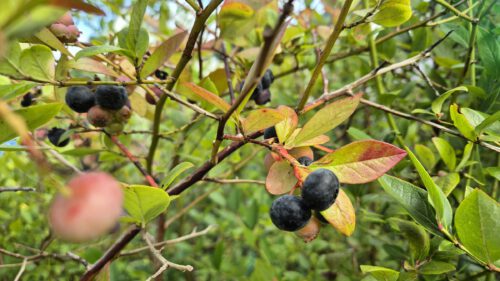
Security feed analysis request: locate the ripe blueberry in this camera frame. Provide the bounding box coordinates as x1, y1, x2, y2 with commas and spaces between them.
21, 93, 33, 107
48, 127, 70, 147
250, 83, 263, 100
270, 195, 311, 232
315, 211, 329, 224
154, 70, 168, 80
95, 85, 128, 110
298, 156, 313, 166
65, 86, 95, 113
87, 106, 112, 127
261, 69, 274, 89
264, 127, 277, 140
254, 88, 271, 105
301, 169, 339, 211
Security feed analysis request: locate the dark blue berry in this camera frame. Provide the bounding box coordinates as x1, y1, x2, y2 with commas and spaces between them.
301, 169, 339, 211
298, 156, 313, 166
48, 127, 70, 147
65, 86, 95, 113
270, 195, 311, 232
261, 69, 274, 89
264, 127, 277, 140
21, 93, 33, 107
254, 88, 271, 105
154, 70, 168, 80
95, 86, 128, 110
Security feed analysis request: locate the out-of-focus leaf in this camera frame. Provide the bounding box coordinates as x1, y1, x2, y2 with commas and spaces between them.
311, 140, 407, 184
0, 103, 62, 144
218, 2, 255, 41
4, 6, 65, 39
0, 82, 37, 101
75, 45, 126, 61
434, 172, 460, 196
127, 0, 148, 60
140, 31, 187, 78
67, 57, 119, 77
431, 86, 468, 116
160, 162, 194, 189
395, 220, 430, 262
485, 167, 500, 181
415, 144, 437, 170
320, 190, 356, 236
432, 137, 456, 171
372, 0, 412, 27
455, 189, 500, 264
242, 108, 284, 134
450, 103, 477, 141
456, 142, 473, 172
418, 261, 455, 275
35, 27, 71, 57
288, 94, 361, 147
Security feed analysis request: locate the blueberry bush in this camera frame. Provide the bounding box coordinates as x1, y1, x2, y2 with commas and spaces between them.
0, 0, 499, 280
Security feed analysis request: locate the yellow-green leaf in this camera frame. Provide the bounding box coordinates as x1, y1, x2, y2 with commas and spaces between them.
320, 189, 356, 236
373, 0, 412, 27
242, 108, 284, 134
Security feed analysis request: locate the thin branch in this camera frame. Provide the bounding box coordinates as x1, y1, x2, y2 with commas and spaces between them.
0, 187, 36, 193
413, 63, 440, 96
120, 225, 215, 257
143, 231, 193, 280
296, 0, 354, 110
434, 0, 477, 23
203, 178, 265, 185
221, 43, 235, 104
147, 0, 224, 173
13, 258, 27, 281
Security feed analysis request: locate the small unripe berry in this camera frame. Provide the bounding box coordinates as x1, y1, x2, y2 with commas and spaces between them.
118, 106, 132, 120
301, 169, 340, 211
48, 127, 70, 147
106, 122, 124, 135
54, 12, 75, 26
65, 86, 95, 113
295, 217, 321, 242
250, 83, 263, 100
49, 172, 123, 242
95, 85, 128, 110
270, 195, 311, 232
87, 106, 112, 127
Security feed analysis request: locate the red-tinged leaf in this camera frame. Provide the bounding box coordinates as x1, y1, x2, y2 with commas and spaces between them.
266, 161, 297, 195
183, 82, 231, 112
289, 94, 361, 146
67, 58, 119, 77
320, 189, 356, 236
312, 140, 407, 184
140, 31, 188, 78
275, 105, 298, 143
49, 0, 105, 15
242, 108, 284, 134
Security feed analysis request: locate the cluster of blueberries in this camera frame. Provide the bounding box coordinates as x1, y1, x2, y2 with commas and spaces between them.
270, 169, 340, 233
263, 127, 340, 236
47, 85, 131, 147
248, 69, 274, 105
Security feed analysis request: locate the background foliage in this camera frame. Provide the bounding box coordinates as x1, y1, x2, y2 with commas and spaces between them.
0, 0, 499, 280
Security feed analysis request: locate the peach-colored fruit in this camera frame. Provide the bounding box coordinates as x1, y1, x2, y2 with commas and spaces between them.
295, 217, 321, 242
55, 12, 75, 26
87, 106, 112, 127
49, 172, 123, 242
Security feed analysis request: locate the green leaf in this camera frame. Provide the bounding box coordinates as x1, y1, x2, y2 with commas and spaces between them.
218, 2, 255, 41
485, 167, 500, 181
140, 31, 187, 78
418, 261, 455, 275
5, 6, 65, 39
242, 199, 259, 229
456, 142, 473, 172
450, 104, 477, 141
118, 27, 149, 62
347, 127, 373, 141
477, 28, 500, 77
311, 140, 407, 184
455, 189, 500, 264
431, 86, 468, 116
415, 144, 437, 170
432, 137, 456, 171
75, 45, 126, 61
289, 94, 361, 146
372, 0, 412, 27
35, 27, 72, 57
123, 185, 170, 225
475, 111, 500, 135
19, 45, 55, 82
242, 108, 284, 134
274, 106, 298, 143
127, 0, 149, 61
0, 82, 37, 101
0, 103, 62, 144
160, 162, 194, 189
379, 175, 441, 236
0, 41, 22, 77
405, 147, 453, 231
360, 265, 399, 281
434, 172, 460, 196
